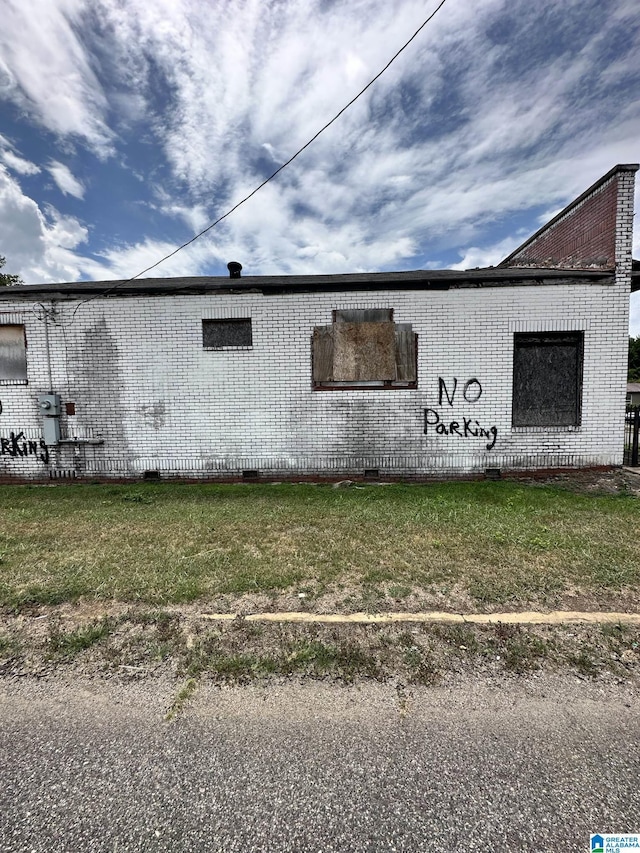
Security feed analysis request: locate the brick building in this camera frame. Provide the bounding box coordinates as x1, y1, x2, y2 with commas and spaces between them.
0, 164, 637, 481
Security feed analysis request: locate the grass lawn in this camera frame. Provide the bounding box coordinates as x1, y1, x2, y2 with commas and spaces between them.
0, 480, 639, 610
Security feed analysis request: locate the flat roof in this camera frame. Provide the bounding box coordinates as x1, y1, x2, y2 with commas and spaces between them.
0, 267, 614, 301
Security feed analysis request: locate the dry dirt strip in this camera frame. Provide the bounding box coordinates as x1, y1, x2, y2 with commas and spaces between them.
199, 610, 640, 625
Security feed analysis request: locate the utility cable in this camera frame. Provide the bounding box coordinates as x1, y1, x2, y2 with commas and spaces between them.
72, 0, 449, 316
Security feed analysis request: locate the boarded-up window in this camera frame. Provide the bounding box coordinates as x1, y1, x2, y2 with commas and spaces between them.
312, 310, 417, 388
203, 319, 252, 349
334, 309, 393, 324
0, 325, 27, 382
512, 332, 583, 426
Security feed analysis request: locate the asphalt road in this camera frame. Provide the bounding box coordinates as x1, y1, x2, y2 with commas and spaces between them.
0, 675, 638, 852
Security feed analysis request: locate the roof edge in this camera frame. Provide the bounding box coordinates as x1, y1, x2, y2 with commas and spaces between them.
0, 267, 614, 301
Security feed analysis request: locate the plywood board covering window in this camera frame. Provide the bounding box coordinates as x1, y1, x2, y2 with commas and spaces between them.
333, 322, 396, 381
512, 331, 583, 426
0, 324, 27, 382
312, 309, 417, 389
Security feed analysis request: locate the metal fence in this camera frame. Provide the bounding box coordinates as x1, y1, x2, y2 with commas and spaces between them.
624, 406, 640, 467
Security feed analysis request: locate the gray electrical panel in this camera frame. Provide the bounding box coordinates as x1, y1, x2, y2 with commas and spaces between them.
38, 393, 61, 445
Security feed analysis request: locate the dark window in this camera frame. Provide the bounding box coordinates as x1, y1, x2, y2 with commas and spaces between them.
312, 309, 416, 389
512, 332, 583, 426
0, 324, 27, 382
333, 308, 393, 323
202, 319, 252, 349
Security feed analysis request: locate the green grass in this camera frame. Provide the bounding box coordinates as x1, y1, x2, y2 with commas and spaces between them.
2, 610, 639, 682
46, 617, 114, 660
183, 634, 382, 682
0, 481, 638, 609
165, 678, 198, 721
0, 631, 22, 659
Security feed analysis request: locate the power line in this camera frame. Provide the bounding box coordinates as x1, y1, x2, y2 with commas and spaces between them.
73, 0, 449, 315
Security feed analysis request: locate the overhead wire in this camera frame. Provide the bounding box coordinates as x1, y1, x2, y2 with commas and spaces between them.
71, 0, 449, 318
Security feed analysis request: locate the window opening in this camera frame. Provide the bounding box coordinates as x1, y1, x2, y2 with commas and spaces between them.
312, 309, 416, 389
512, 332, 583, 426
202, 319, 252, 349
0, 325, 27, 382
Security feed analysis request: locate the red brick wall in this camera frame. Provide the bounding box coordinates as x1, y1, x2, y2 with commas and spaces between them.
508, 176, 618, 269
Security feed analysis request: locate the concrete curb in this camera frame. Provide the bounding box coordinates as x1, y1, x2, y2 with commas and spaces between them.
199, 610, 640, 626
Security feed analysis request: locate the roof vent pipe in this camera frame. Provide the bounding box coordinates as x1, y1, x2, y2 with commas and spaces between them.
227, 261, 242, 279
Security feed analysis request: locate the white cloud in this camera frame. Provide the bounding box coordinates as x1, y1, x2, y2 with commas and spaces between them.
122, 0, 634, 274
0, 0, 113, 154
0, 165, 89, 283
450, 237, 525, 271
109, 91, 147, 126
47, 161, 85, 199
1, 149, 40, 176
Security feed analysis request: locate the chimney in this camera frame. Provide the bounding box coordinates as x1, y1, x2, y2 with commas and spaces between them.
227, 261, 242, 279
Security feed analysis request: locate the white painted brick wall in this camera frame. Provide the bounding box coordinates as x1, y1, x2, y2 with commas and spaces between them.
0, 273, 630, 480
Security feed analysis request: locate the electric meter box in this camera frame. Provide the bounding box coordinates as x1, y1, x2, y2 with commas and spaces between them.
37, 394, 62, 416
37, 393, 61, 444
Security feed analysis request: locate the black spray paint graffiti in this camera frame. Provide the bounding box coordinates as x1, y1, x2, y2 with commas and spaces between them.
425, 377, 498, 451
424, 409, 497, 450
0, 432, 49, 464
438, 377, 483, 406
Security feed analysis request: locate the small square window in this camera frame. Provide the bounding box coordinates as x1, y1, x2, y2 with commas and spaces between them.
202, 319, 252, 349
0, 324, 27, 382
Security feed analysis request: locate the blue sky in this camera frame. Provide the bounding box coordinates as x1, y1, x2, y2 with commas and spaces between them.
1, 0, 639, 330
